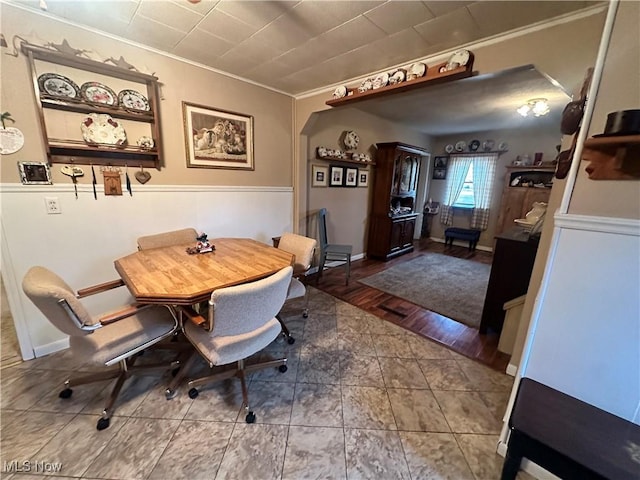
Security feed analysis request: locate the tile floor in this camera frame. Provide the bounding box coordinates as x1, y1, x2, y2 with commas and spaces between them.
0, 287, 532, 480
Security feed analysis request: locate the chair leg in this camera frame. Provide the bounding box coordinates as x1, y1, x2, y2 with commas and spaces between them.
317, 254, 326, 285
165, 350, 199, 399
276, 315, 295, 344
302, 288, 309, 318
237, 360, 255, 423
345, 255, 351, 285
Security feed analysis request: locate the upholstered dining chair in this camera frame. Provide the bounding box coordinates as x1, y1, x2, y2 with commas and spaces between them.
137, 227, 198, 250
22, 266, 179, 431
317, 208, 353, 285
169, 266, 292, 423
275, 232, 317, 344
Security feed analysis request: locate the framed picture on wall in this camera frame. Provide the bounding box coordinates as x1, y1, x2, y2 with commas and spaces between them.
182, 102, 254, 170
434, 156, 448, 168
344, 167, 358, 187
312, 164, 328, 187
358, 169, 369, 187
18, 161, 52, 185
329, 165, 344, 187
433, 168, 447, 180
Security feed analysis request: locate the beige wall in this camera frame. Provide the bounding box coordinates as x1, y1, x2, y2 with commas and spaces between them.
294, 10, 606, 255
1, 4, 294, 187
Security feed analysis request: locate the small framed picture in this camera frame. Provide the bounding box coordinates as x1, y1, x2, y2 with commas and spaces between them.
434, 156, 448, 168
312, 164, 328, 187
358, 169, 369, 187
433, 168, 447, 180
344, 167, 358, 187
18, 161, 52, 185
329, 165, 344, 187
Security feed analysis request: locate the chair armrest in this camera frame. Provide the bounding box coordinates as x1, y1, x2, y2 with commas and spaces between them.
76, 279, 125, 298
179, 305, 207, 327
98, 303, 154, 325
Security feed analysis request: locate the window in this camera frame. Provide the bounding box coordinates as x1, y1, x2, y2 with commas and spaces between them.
453, 164, 475, 207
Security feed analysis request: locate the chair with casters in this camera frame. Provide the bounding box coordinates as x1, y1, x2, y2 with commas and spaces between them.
275, 232, 317, 344
21, 266, 179, 431
168, 266, 293, 424
137, 227, 198, 250
317, 208, 353, 285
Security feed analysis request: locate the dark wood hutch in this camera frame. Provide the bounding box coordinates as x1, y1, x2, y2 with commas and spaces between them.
367, 142, 427, 260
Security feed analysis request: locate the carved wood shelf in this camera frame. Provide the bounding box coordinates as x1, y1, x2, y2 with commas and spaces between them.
326, 60, 474, 108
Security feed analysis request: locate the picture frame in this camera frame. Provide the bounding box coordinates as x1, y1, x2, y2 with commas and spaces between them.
358, 169, 369, 187
344, 167, 358, 187
434, 156, 448, 168
433, 168, 447, 180
18, 161, 52, 185
329, 165, 344, 187
182, 101, 254, 170
312, 164, 328, 187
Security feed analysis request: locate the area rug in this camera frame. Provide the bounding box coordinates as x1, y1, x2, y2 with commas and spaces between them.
359, 252, 490, 328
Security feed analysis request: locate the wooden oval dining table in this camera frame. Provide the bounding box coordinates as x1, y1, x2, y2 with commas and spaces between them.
114, 238, 295, 306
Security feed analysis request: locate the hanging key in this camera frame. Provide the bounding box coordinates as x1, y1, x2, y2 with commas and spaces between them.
61, 165, 84, 199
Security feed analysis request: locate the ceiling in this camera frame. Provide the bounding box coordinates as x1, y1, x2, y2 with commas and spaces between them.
5, 0, 602, 133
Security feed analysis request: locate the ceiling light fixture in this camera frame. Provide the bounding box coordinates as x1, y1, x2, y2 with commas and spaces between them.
517, 98, 550, 117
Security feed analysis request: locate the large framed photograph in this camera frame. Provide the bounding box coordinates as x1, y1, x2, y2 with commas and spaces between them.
182, 102, 254, 170
312, 165, 328, 187
434, 156, 448, 168
344, 167, 358, 187
18, 161, 52, 185
329, 165, 344, 187
358, 169, 369, 187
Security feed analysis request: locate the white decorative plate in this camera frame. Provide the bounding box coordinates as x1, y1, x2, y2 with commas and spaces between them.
445, 144, 454, 154
118, 89, 150, 112
455, 140, 466, 152
372, 72, 389, 89
136, 136, 154, 149
81, 113, 127, 146
80, 82, 117, 105
408, 62, 426, 80
358, 78, 373, 93
498, 142, 509, 151
448, 49, 471, 67
333, 85, 348, 99
389, 69, 406, 84
38, 73, 79, 99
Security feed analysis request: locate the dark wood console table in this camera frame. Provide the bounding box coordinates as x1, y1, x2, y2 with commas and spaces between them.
479, 228, 539, 334
502, 378, 640, 479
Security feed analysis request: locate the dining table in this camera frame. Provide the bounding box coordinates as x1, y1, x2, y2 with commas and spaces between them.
114, 237, 295, 306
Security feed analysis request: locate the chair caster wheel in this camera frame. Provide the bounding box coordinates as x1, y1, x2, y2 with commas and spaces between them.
165, 388, 177, 400
171, 367, 180, 377
188, 388, 199, 399
59, 388, 73, 399
287, 336, 295, 345
245, 411, 256, 423
278, 364, 288, 373
303, 312, 309, 318
96, 417, 110, 431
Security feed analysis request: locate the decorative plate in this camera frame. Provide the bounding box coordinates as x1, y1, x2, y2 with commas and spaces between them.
358, 78, 373, 93
388, 69, 406, 85
455, 141, 466, 152
483, 139, 495, 151
407, 62, 426, 80
136, 136, 154, 149
333, 85, 348, 99
80, 82, 117, 105
447, 49, 471, 68
117, 89, 150, 112
498, 142, 509, 151
469, 139, 480, 151
38, 73, 80, 99
372, 72, 389, 89
344, 130, 360, 150
445, 144, 454, 154
81, 113, 127, 146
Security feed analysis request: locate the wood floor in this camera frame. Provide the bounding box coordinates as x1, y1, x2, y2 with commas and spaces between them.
308, 239, 511, 372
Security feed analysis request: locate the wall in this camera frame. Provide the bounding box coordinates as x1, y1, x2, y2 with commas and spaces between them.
428, 126, 563, 248
295, 9, 607, 257
0, 5, 295, 358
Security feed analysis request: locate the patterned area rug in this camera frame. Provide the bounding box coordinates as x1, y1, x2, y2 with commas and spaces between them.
359, 252, 490, 328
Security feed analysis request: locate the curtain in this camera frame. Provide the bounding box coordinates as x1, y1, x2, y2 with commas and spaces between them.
470, 153, 498, 230
440, 155, 472, 226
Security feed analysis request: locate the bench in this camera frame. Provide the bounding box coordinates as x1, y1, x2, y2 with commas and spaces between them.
501, 378, 640, 480
444, 227, 481, 250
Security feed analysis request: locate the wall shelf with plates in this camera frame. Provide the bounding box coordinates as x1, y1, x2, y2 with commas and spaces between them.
315, 154, 375, 167
21, 42, 163, 169
326, 57, 474, 108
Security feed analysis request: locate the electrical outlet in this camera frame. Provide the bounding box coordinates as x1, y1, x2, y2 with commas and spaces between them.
44, 197, 61, 214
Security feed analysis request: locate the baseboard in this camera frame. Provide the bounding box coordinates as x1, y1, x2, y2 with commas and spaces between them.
506, 363, 518, 376
430, 236, 493, 253
33, 337, 69, 358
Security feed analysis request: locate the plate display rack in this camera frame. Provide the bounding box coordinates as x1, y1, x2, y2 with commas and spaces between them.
22, 42, 163, 169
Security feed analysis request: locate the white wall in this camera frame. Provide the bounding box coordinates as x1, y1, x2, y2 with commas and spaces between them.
0, 184, 293, 358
